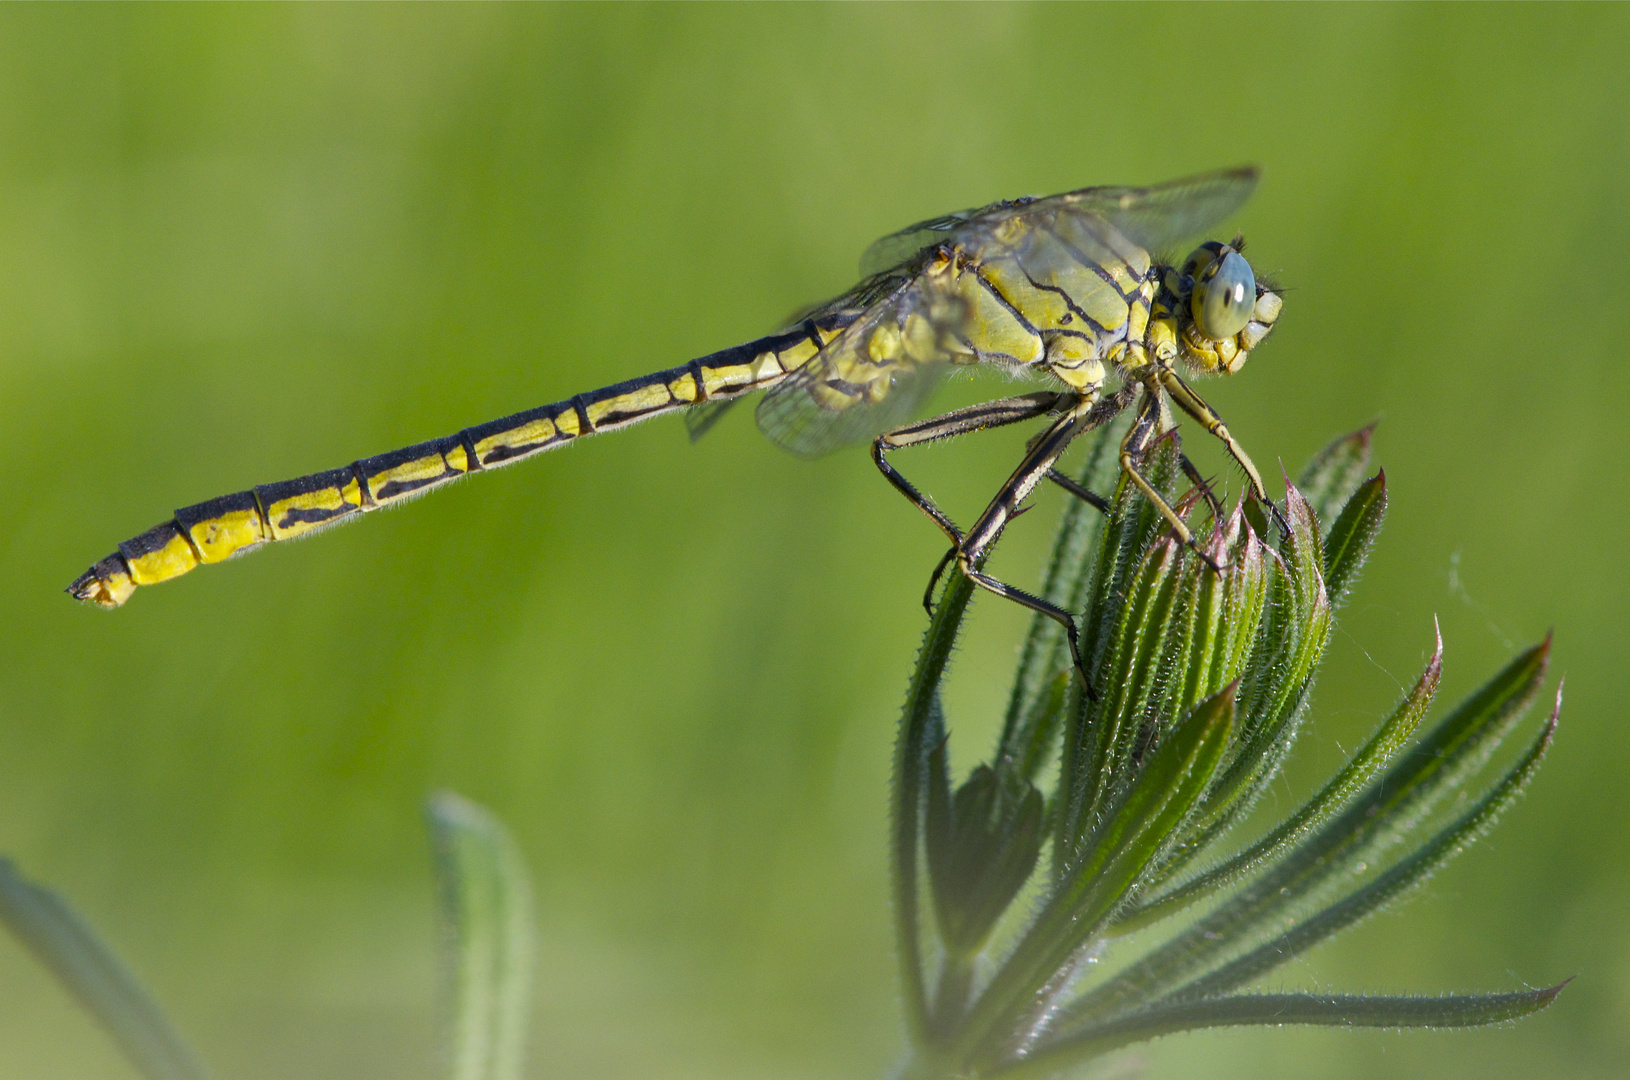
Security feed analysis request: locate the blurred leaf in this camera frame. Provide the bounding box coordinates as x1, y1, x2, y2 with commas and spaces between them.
927, 762, 1044, 956
427, 792, 537, 1080
0, 859, 211, 1080
1013, 671, 1069, 784
1296, 424, 1376, 529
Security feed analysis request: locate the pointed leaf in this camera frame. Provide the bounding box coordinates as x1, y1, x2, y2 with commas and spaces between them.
1119, 624, 1442, 930
1001, 985, 1564, 1078
428, 792, 536, 1080
1164, 686, 1558, 1004
1323, 471, 1387, 610
0, 859, 212, 1080
1206, 484, 1330, 820
1057, 440, 1185, 866
1063, 640, 1550, 1021
1297, 424, 1376, 529
1067, 537, 1186, 854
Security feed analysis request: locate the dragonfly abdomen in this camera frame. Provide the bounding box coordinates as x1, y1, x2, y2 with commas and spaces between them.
68, 324, 828, 609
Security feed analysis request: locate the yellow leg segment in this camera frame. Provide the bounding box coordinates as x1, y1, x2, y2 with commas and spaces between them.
1157, 367, 1269, 503
1119, 391, 1199, 549
1116, 385, 1227, 572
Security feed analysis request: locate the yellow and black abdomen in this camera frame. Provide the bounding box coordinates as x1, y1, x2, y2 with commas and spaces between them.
69, 321, 832, 608
69, 432, 487, 609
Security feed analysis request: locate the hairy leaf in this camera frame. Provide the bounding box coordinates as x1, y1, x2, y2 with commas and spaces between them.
1119, 623, 1442, 930
960, 687, 1234, 1068
1004, 984, 1564, 1078
1323, 471, 1387, 609
1297, 424, 1376, 529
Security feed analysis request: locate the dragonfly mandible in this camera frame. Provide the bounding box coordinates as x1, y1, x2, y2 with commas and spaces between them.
70, 167, 1284, 675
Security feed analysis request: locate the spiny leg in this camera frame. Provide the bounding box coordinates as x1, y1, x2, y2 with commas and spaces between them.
963, 564, 1095, 699
1048, 450, 1217, 520
1169, 431, 1225, 522
1044, 468, 1112, 514
1043, 377, 1142, 516
1037, 380, 1142, 514
918, 471, 1106, 611
922, 464, 1118, 615
873, 392, 1070, 612
954, 397, 1112, 694
920, 434, 1125, 621
1157, 367, 1291, 536
1118, 390, 1225, 573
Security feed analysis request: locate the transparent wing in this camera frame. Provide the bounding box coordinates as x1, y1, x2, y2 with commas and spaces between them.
859, 203, 995, 278
866, 167, 1260, 279
755, 274, 969, 459
764, 168, 1260, 458
1046, 166, 1259, 255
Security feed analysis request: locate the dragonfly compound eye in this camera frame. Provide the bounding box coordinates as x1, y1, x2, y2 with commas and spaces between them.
1191, 248, 1256, 341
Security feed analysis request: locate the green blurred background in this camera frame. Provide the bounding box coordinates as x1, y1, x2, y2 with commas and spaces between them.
1, 4, 1626, 1078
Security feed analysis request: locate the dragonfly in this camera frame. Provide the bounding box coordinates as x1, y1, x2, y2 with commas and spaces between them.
69, 166, 1283, 678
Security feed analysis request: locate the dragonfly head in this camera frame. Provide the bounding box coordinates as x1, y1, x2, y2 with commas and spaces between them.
1162, 238, 1283, 375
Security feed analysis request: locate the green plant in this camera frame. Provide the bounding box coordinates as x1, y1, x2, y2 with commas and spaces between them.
891, 424, 1564, 1079
1, 425, 1566, 1080
0, 791, 535, 1080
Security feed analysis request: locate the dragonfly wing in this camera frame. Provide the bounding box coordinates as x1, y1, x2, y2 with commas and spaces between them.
859, 205, 991, 278
761, 168, 1260, 459
858, 168, 1256, 282
755, 273, 969, 458
1054, 166, 1259, 255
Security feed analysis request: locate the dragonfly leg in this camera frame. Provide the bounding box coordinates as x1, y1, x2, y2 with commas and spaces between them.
955, 396, 1113, 695
1047, 449, 1219, 523
1157, 367, 1291, 536
1041, 380, 1138, 513
873, 392, 1069, 549
925, 467, 1105, 618
1044, 468, 1111, 514
1170, 432, 1225, 521
962, 562, 1094, 699
1120, 391, 1226, 573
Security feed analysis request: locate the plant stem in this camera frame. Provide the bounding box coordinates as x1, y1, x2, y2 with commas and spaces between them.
893, 569, 977, 1054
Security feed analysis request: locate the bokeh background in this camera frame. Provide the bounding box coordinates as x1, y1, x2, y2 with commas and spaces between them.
1, 5, 1626, 1078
